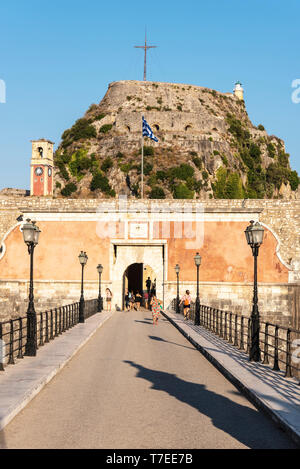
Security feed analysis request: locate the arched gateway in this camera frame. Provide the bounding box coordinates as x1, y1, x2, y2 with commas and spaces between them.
122, 263, 157, 309
110, 242, 165, 310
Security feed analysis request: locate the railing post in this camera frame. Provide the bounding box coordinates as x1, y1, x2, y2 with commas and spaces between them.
8, 320, 15, 365
246, 318, 251, 354
63, 306, 66, 332
50, 310, 54, 340
0, 323, 4, 370
45, 311, 49, 343
273, 325, 280, 371
234, 314, 238, 346
220, 311, 224, 338
262, 323, 269, 364
239, 316, 244, 350
59, 307, 62, 334
229, 313, 233, 343
17, 317, 24, 359
285, 328, 293, 378
39, 313, 44, 346
224, 312, 228, 340
55, 308, 59, 336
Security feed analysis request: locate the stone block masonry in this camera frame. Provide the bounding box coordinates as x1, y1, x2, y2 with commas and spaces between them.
0, 196, 299, 326
1, 197, 299, 266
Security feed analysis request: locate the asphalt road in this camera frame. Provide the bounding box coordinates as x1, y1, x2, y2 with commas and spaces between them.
0, 309, 296, 449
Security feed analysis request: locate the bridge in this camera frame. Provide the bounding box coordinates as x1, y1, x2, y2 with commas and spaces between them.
0, 300, 299, 449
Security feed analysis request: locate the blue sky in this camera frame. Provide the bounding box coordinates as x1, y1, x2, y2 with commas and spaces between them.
0, 0, 299, 190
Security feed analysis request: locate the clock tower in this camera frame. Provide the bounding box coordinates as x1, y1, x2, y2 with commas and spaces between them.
30, 139, 54, 196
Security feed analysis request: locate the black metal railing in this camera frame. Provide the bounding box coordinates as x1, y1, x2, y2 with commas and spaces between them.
171, 299, 300, 381
0, 299, 99, 371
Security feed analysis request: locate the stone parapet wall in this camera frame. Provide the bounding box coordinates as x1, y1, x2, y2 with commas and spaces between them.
0, 278, 298, 330
1, 197, 299, 266
164, 281, 298, 329
0, 280, 113, 322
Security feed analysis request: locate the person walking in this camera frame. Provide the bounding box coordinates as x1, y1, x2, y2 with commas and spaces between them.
105, 288, 113, 311
124, 289, 130, 311
180, 290, 192, 320
135, 291, 142, 310
150, 294, 162, 325
129, 291, 135, 310
144, 290, 149, 309
146, 277, 151, 310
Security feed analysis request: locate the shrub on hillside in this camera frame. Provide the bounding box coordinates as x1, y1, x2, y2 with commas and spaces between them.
149, 186, 166, 199
173, 183, 194, 199
99, 124, 113, 134
101, 157, 114, 172
61, 182, 77, 197
288, 170, 300, 191
90, 171, 115, 196
62, 118, 97, 146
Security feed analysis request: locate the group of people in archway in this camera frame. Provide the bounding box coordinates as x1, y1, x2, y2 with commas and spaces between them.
124, 277, 162, 324
124, 276, 157, 312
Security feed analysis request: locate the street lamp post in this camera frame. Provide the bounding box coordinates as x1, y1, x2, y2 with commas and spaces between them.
194, 252, 201, 326
78, 251, 88, 323
175, 264, 180, 314
244, 220, 264, 362
97, 264, 103, 312
22, 219, 41, 356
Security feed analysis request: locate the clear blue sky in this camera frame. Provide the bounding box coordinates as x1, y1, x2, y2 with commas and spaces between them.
0, 0, 299, 190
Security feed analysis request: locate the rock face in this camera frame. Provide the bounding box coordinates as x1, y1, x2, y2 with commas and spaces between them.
54, 80, 299, 199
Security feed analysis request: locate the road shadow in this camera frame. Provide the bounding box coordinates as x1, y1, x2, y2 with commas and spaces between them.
148, 335, 196, 351
0, 429, 7, 449
124, 360, 295, 449
134, 320, 153, 325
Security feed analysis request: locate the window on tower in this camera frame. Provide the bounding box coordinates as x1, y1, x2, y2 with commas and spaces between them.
38, 147, 43, 158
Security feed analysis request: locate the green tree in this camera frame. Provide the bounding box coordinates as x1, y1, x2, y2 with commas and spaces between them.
173, 183, 194, 199
99, 124, 113, 134
149, 186, 166, 199
288, 170, 300, 191
61, 182, 77, 197
90, 171, 115, 195
101, 157, 113, 172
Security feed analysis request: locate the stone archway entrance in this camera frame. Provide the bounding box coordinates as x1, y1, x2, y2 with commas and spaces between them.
111, 243, 166, 310
124, 263, 143, 297
122, 263, 158, 309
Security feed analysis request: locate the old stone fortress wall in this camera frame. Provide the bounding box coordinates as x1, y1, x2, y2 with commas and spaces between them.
0, 195, 299, 329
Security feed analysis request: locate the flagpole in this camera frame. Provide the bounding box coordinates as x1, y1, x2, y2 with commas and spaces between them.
141, 115, 144, 199
141, 134, 144, 199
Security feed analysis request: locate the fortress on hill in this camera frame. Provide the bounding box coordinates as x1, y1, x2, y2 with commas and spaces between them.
0, 80, 299, 328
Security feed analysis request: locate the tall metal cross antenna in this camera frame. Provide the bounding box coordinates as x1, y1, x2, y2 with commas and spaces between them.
134, 32, 157, 81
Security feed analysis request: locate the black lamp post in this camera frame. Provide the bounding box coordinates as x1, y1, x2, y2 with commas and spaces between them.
78, 251, 88, 323
245, 220, 264, 362
194, 252, 201, 326
97, 264, 103, 312
22, 219, 41, 356
175, 264, 180, 314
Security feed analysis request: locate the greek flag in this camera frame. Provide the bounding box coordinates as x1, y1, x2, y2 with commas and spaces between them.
142, 116, 158, 142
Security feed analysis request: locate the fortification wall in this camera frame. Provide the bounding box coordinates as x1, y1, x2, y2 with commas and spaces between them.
1, 197, 299, 266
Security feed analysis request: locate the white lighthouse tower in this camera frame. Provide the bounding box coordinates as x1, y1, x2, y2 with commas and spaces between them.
233, 81, 244, 100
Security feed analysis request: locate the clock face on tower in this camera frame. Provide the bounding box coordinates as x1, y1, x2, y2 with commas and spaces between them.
48, 167, 52, 177
35, 167, 43, 176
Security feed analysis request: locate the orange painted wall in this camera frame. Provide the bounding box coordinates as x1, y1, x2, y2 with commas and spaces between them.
0, 220, 289, 283
0, 222, 114, 281
156, 221, 288, 283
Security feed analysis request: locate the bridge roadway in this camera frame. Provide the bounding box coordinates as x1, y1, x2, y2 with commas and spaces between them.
0, 308, 296, 449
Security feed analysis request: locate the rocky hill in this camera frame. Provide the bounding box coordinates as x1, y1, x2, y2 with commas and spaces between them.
54, 80, 299, 199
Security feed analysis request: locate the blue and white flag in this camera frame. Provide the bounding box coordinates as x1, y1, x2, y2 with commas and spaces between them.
142, 116, 158, 142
